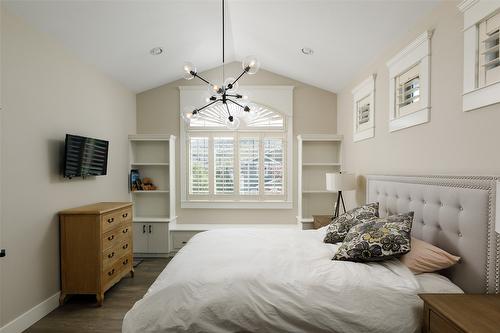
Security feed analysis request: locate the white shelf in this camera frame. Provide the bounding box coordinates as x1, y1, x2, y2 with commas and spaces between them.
302, 162, 341, 166
302, 190, 334, 194
128, 134, 171, 141
298, 134, 343, 142
297, 134, 342, 228
131, 162, 169, 166
132, 190, 169, 194
133, 216, 172, 223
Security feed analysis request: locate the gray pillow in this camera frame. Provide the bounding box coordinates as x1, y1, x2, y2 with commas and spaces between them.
333, 212, 414, 262
323, 202, 379, 244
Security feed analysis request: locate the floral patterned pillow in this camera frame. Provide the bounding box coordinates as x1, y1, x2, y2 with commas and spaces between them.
323, 202, 379, 244
333, 212, 414, 262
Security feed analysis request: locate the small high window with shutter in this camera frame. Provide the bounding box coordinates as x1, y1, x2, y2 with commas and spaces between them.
352, 74, 375, 142
479, 12, 500, 87
459, 1, 500, 112
387, 30, 432, 132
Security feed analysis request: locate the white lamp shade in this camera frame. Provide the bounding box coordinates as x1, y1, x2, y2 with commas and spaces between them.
326, 173, 356, 192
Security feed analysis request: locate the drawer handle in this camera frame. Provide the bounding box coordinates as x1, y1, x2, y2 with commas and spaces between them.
182, 241, 187, 244
107, 252, 115, 259
122, 213, 128, 218
122, 228, 129, 234
107, 217, 114, 223
107, 235, 114, 241
122, 259, 129, 265
108, 269, 115, 276
149, 225, 152, 234
122, 244, 129, 250
143, 225, 146, 234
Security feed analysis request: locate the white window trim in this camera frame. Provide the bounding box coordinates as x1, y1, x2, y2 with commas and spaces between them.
459, 0, 500, 112
179, 85, 294, 209
386, 30, 433, 132
352, 74, 376, 142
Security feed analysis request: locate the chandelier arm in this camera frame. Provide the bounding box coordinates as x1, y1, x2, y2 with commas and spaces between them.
196, 99, 221, 113
193, 73, 212, 86
230, 70, 247, 86
227, 98, 244, 109
226, 94, 242, 98
225, 102, 232, 117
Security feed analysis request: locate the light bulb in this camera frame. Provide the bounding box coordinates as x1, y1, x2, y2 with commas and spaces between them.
225, 116, 240, 130
245, 103, 259, 121
208, 83, 224, 95
224, 77, 239, 92
183, 62, 196, 80
242, 56, 261, 75
181, 106, 199, 123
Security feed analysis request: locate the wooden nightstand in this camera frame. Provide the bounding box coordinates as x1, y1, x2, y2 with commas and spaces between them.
419, 294, 500, 333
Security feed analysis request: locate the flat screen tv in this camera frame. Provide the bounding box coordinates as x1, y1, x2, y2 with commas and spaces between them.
63, 134, 109, 178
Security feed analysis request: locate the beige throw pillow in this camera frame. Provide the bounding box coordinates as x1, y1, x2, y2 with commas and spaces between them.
400, 237, 460, 274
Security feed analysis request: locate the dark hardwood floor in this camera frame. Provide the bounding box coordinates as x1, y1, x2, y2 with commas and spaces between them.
25, 258, 170, 333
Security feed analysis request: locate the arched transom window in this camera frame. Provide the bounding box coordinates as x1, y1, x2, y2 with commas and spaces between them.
180, 86, 293, 209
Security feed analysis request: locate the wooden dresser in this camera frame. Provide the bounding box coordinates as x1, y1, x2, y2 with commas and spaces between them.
420, 294, 500, 333
59, 202, 134, 306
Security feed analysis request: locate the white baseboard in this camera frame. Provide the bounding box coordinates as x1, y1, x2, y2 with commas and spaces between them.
0, 292, 60, 333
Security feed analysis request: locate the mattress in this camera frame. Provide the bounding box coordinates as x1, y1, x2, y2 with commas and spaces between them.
122, 228, 459, 333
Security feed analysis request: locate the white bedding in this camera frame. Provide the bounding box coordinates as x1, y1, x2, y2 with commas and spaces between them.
123, 228, 433, 333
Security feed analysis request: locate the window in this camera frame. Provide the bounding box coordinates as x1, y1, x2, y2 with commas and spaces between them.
180, 86, 293, 209
395, 64, 420, 117
214, 137, 234, 194
479, 12, 500, 87
263, 138, 284, 194
352, 74, 375, 142
459, 1, 500, 111
387, 31, 432, 132
239, 137, 259, 195
189, 137, 209, 195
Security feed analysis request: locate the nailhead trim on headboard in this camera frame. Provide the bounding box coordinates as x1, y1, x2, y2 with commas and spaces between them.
366, 175, 500, 294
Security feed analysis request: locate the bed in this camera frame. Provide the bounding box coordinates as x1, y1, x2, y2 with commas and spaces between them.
123, 175, 500, 333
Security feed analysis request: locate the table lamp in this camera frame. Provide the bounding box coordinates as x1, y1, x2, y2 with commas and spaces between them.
326, 173, 356, 218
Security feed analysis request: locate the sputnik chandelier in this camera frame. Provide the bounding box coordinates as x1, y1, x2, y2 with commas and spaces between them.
182, 0, 260, 129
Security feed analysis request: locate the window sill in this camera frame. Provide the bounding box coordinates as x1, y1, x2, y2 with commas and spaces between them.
463, 80, 500, 112
181, 200, 293, 209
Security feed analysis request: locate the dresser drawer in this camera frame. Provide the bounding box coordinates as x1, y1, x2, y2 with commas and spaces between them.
171, 231, 201, 250
102, 207, 132, 233
102, 238, 132, 269
102, 253, 132, 288
429, 310, 461, 333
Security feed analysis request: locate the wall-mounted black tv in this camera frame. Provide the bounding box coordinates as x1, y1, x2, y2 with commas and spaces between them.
63, 134, 109, 178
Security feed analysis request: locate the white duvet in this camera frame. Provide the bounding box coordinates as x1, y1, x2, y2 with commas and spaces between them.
123, 228, 424, 333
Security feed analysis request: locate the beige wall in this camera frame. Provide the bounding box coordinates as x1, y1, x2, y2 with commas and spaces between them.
0, 9, 136, 326
337, 1, 500, 207
137, 62, 337, 224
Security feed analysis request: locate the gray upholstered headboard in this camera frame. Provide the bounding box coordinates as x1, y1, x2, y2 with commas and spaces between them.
366, 175, 500, 294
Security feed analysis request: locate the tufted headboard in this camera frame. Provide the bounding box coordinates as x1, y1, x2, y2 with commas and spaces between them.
366, 175, 500, 294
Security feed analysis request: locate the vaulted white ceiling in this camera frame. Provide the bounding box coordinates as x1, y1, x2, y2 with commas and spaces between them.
4, 0, 440, 93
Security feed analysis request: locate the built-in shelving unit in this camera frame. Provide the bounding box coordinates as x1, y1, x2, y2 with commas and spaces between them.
297, 134, 342, 228
128, 134, 176, 257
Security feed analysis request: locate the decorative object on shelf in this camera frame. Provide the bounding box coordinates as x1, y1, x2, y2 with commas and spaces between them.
181, 0, 260, 130
326, 173, 356, 218
142, 178, 157, 191
130, 169, 140, 191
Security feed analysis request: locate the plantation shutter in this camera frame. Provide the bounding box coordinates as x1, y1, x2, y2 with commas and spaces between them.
480, 13, 500, 85
263, 138, 284, 194
214, 137, 234, 194
239, 138, 259, 195
189, 137, 209, 195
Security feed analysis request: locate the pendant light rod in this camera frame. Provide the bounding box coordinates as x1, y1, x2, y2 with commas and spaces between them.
222, 0, 225, 64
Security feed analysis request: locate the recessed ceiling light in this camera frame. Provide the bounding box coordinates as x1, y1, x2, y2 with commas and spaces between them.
301, 47, 314, 55
150, 47, 164, 56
